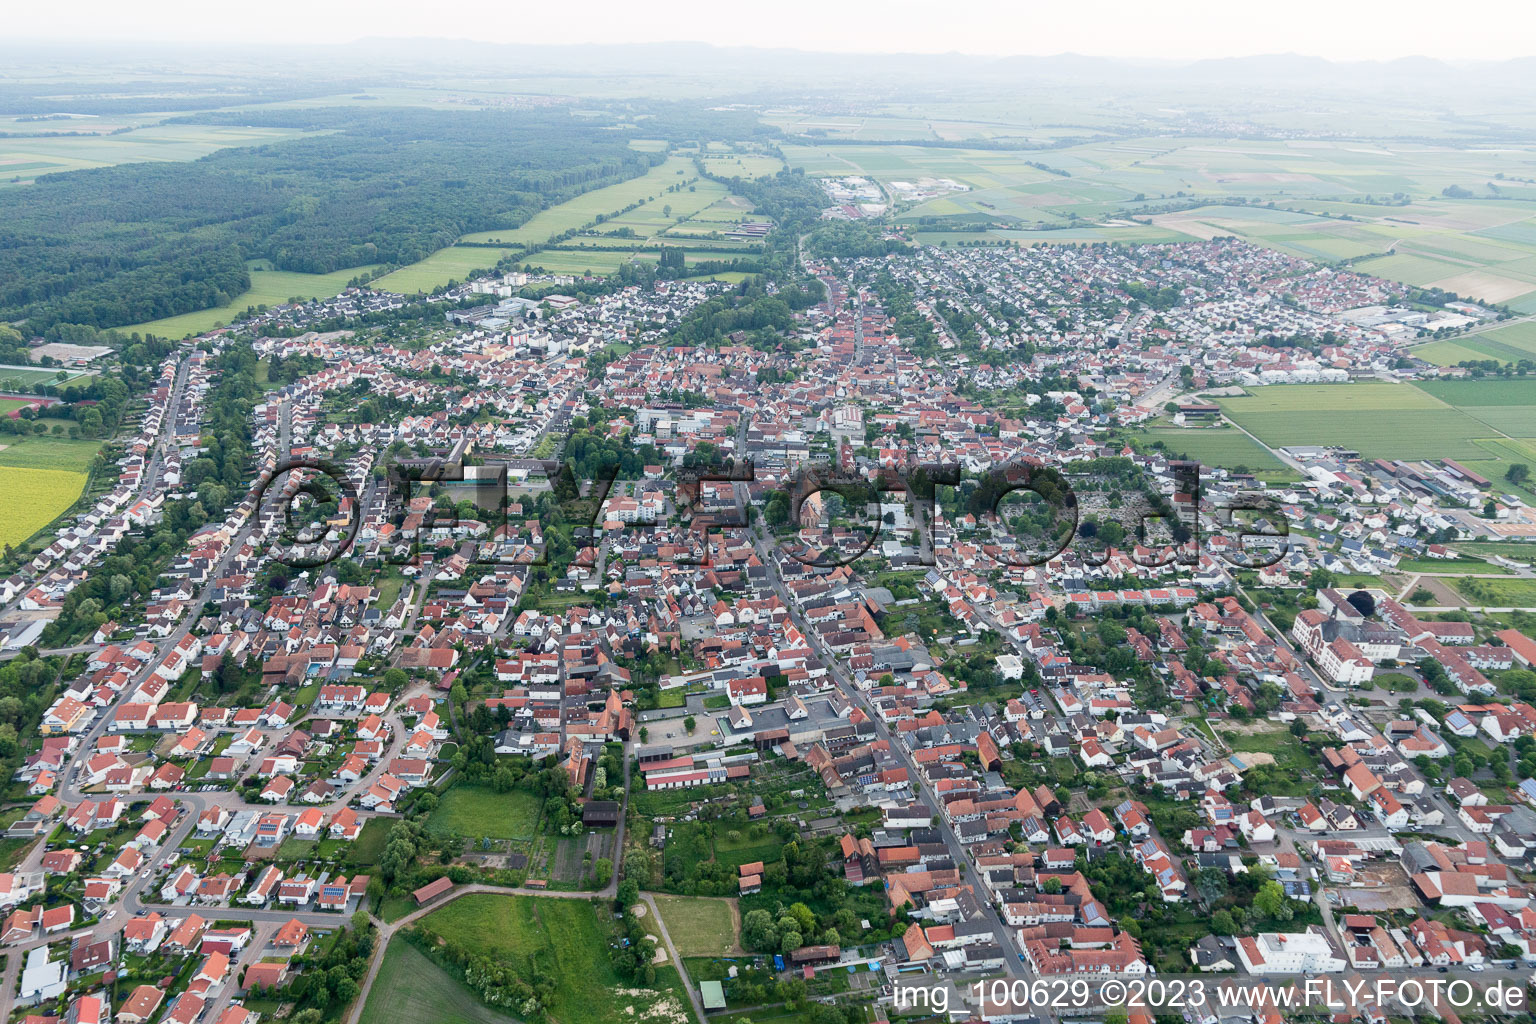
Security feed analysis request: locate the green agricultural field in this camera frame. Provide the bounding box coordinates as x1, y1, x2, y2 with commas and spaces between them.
1356, 250, 1536, 307
372, 248, 516, 295
520, 249, 656, 277
1420, 321, 1536, 366
358, 938, 523, 1024
0, 466, 88, 548
0, 124, 314, 185
1478, 321, 1536, 354
1393, 556, 1511, 576
459, 156, 704, 246
1227, 409, 1491, 460
1132, 427, 1291, 474
427, 785, 542, 841
419, 895, 690, 1024
650, 895, 740, 956
1451, 542, 1536, 563
1214, 382, 1515, 460
782, 136, 1536, 299
1412, 339, 1517, 367
1417, 379, 1536, 435
683, 271, 754, 284
1217, 382, 1442, 412
1001, 224, 1196, 244
128, 265, 383, 338
0, 434, 102, 472
696, 153, 784, 179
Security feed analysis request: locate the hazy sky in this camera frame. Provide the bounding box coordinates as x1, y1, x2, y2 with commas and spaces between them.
12, 0, 1536, 61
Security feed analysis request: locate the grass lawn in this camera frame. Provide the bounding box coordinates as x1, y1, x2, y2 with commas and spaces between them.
358, 937, 523, 1024
419, 895, 690, 1024
650, 895, 739, 956
375, 571, 407, 610
712, 835, 782, 872
428, 785, 543, 841
0, 465, 89, 547
349, 816, 395, 868
379, 895, 417, 923
0, 835, 37, 871
278, 837, 320, 861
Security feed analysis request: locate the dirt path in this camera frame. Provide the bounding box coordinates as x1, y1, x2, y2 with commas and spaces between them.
725, 898, 743, 955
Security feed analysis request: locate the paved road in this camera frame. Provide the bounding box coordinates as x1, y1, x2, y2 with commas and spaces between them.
1, 346, 192, 622
748, 528, 1039, 998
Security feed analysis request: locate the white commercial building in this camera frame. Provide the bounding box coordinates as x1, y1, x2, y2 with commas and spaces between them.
1235, 931, 1346, 974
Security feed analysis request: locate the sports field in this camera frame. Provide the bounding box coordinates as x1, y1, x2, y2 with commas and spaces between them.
0, 466, 88, 548
128, 264, 382, 338
0, 365, 89, 388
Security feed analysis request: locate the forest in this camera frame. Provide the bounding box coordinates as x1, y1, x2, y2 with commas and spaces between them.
0, 103, 771, 333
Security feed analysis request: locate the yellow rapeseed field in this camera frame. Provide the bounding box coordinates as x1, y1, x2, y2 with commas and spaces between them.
0, 466, 87, 549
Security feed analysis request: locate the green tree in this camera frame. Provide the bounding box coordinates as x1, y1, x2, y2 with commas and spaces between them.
1254, 880, 1292, 921
742, 909, 777, 951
